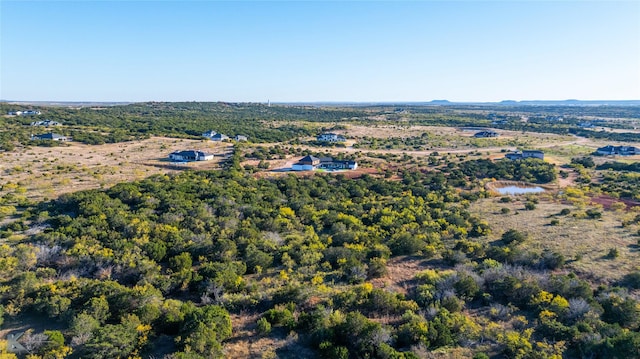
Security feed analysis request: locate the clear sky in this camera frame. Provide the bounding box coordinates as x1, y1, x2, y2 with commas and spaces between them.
1, 1, 639, 102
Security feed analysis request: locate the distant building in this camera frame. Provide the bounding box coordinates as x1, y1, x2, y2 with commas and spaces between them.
202, 130, 217, 139
10, 110, 41, 116
505, 150, 544, 160
31, 119, 61, 126
292, 155, 320, 171
578, 122, 594, 128
291, 155, 357, 171
169, 150, 214, 162
317, 133, 346, 142
546, 116, 564, 122
474, 130, 499, 138
234, 135, 248, 142
210, 133, 229, 141
31, 133, 70, 141
318, 157, 358, 170
595, 145, 638, 156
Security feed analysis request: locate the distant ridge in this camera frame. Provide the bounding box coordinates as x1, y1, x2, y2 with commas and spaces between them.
2, 100, 639, 107
0, 100, 132, 107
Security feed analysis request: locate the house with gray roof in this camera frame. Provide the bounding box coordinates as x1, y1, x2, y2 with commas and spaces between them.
169, 150, 214, 162
31, 133, 70, 141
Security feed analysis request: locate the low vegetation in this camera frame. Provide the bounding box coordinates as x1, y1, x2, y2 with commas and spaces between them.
1, 102, 639, 358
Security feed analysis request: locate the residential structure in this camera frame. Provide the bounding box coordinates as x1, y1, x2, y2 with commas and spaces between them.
9, 110, 41, 116
202, 130, 217, 139
169, 150, 214, 162
31, 133, 70, 141
595, 145, 638, 156
505, 150, 544, 160
291, 155, 357, 171
317, 133, 346, 142
234, 135, 248, 142
31, 119, 61, 126
210, 133, 229, 141
292, 155, 320, 171
474, 130, 499, 138
318, 157, 358, 170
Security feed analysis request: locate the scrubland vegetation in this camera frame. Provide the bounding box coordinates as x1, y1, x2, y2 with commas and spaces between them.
1, 102, 639, 358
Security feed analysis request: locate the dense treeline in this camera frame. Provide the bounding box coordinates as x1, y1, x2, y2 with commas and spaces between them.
1, 155, 639, 358
0, 102, 367, 146
597, 161, 640, 173
2, 102, 639, 150
446, 158, 557, 185
594, 171, 640, 201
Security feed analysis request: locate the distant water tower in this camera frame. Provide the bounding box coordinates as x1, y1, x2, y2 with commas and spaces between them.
268, 99, 271, 107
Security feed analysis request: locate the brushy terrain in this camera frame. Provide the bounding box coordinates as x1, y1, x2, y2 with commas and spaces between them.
1, 102, 639, 359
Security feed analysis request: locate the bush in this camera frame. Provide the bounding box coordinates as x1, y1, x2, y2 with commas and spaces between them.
524, 202, 536, 210
256, 317, 271, 335
501, 207, 511, 214
502, 229, 527, 245
607, 248, 619, 259
539, 251, 565, 270
622, 271, 640, 289
559, 208, 571, 216
586, 209, 602, 219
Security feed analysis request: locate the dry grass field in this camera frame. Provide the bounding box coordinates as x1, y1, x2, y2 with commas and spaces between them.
470, 195, 640, 283
0, 137, 233, 202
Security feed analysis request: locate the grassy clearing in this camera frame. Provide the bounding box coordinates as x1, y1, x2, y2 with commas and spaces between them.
0, 137, 232, 202
470, 195, 640, 283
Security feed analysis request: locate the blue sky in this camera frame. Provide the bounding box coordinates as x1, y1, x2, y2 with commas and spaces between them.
1, 1, 639, 102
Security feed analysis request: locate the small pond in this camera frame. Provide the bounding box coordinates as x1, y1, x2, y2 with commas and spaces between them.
496, 185, 546, 195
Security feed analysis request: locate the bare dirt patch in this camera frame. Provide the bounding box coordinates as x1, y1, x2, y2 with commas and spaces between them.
370, 256, 433, 295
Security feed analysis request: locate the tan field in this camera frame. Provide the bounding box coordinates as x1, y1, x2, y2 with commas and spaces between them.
470, 196, 640, 284
0, 137, 233, 202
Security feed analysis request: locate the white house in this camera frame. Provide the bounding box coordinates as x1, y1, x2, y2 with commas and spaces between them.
317, 133, 346, 142
318, 157, 358, 170
234, 135, 248, 142
169, 150, 214, 162
210, 133, 229, 141
292, 155, 321, 171
291, 155, 358, 171
474, 130, 499, 138
31, 120, 60, 127
596, 145, 638, 156
505, 150, 544, 160
202, 130, 217, 139
31, 133, 70, 141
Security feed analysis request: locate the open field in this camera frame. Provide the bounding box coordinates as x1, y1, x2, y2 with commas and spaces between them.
0, 137, 232, 202
470, 195, 640, 283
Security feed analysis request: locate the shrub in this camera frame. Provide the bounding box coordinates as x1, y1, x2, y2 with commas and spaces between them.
502, 229, 527, 245
501, 207, 511, 214
264, 304, 295, 328
586, 209, 602, 219
622, 271, 640, 289
539, 250, 565, 270
524, 202, 536, 210
549, 219, 560, 226
559, 208, 571, 216
256, 317, 271, 335
607, 248, 619, 259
